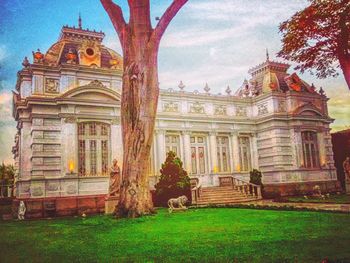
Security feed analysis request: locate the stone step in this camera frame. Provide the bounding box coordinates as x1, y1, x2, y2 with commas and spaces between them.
198, 196, 253, 202
196, 198, 257, 205
201, 191, 243, 196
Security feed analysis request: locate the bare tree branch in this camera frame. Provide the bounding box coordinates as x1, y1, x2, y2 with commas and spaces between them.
100, 0, 127, 43
152, 0, 188, 45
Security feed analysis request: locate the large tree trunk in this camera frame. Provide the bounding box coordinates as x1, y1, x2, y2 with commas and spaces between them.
338, 3, 350, 91
118, 47, 159, 217
339, 59, 350, 90
101, 0, 187, 218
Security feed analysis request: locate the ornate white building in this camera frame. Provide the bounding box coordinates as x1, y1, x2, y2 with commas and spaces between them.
12, 23, 340, 216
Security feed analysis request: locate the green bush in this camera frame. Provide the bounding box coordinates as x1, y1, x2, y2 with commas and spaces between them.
249, 169, 262, 185
154, 151, 191, 207
249, 169, 265, 198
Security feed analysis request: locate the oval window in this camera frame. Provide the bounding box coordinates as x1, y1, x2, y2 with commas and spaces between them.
86, 48, 94, 56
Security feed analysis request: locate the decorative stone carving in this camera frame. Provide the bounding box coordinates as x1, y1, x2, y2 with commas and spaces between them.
178, 81, 185, 91
111, 118, 120, 125
277, 100, 286, 112
22, 57, 30, 68
204, 83, 210, 94
258, 103, 268, 115
82, 80, 107, 89
66, 185, 77, 195
32, 186, 43, 197
190, 102, 205, 114
65, 48, 77, 64
18, 201, 26, 220
236, 106, 247, 117
64, 116, 77, 123
214, 105, 227, 115
168, 195, 188, 213
225, 85, 232, 96
163, 101, 179, 113
45, 78, 59, 94
108, 159, 121, 197
32, 49, 44, 63
47, 183, 59, 192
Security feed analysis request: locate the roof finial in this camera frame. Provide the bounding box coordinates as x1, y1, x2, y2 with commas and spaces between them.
266, 48, 270, 61
78, 13, 82, 29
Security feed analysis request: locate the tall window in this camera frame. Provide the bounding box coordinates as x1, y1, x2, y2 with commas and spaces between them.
217, 136, 230, 172
190, 136, 206, 174
165, 134, 180, 156
78, 122, 110, 176
239, 137, 251, 171
301, 131, 319, 168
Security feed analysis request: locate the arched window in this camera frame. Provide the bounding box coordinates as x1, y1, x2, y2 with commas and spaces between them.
238, 136, 251, 172
301, 131, 319, 168
78, 122, 110, 176
217, 136, 230, 172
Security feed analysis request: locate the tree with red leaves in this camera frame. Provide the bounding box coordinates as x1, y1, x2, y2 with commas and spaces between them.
278, 0, 350, 90
100, 0, 187, 218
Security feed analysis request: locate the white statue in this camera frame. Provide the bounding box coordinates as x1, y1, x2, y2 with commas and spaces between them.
18, 201, 26, 220
168, 195, 188, 213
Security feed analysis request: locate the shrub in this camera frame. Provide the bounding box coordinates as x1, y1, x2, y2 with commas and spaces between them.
250, 169, 267, 198
154, 151, 191, 207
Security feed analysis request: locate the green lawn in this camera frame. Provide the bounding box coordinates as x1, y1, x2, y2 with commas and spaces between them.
284, 194, 350, 204
1, 208, 350, 263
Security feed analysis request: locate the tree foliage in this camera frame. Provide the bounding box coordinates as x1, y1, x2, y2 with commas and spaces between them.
154, 151, 191, 207
278, 0, 350, 89
0, 163, 14, 183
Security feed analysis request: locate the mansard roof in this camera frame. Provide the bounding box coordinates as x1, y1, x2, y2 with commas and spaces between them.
28, 24, 122, 70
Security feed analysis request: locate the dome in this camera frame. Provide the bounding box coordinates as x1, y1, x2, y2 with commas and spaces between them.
41, 25, 123, 70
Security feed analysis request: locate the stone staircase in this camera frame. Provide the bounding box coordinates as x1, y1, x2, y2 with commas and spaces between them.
195, 186, 258, 206
191, 176, 262, 206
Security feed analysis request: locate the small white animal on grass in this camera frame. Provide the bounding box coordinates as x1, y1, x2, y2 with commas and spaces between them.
168, 195, 188, 213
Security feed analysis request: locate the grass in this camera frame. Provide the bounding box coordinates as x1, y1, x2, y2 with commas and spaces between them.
1, 208, 350, 262
283, 194, 350, 204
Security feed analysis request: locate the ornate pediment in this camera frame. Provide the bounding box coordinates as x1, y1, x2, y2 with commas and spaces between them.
59, 80, 121, 102
293, 102, 323, 117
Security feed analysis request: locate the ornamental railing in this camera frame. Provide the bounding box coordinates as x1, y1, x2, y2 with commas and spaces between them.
219, 176, 262, 199
190, 178, 202, 205
0, 184, 13, 198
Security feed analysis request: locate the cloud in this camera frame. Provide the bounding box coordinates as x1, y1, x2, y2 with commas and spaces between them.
0, 90, 16, 164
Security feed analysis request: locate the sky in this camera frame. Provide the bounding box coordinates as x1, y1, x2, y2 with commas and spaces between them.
0, 0, 350, 164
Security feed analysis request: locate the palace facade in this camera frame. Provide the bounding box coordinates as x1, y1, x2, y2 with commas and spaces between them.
12, 23, 340, 216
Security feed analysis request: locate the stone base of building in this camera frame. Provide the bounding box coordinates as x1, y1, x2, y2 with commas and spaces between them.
105, 195, 119, 215
345, 182, 350, 194
12, 194, 106, 219
264, 180, 342, 197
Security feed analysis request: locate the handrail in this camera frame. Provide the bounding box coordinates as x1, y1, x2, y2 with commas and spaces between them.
232, 176, 262, 199
219, 176, 262, 199
190, 179, 202, 205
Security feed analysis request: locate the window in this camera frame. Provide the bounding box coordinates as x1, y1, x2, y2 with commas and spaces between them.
190, 136, 207, 174
78, 122, 110, 176
165, 135, 180, 156
217, 136, 230, 172
301, 131, 319, 168
238, 137, 251, 171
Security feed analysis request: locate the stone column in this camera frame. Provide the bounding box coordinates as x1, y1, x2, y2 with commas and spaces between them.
209, 132, 218, 173
111, 119, 123, 170
155, 130, 166, 175
317, 132, 326, 167
182, 131, 192, 174
250, 133, 259, 169
294, 130, 303, 168
231, 133, 240, 172
62, 117, 78, 175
